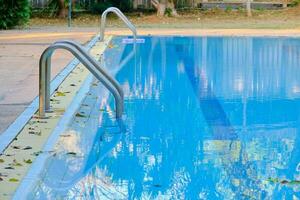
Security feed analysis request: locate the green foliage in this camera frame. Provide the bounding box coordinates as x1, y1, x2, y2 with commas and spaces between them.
290, 0, 300, 7
39, 0, 59, 17
237, 6, 244, 13
91, 1, 113, 14
225, 6, 232, 12
255, 7, 265, 11
91, 0, 132, 14
0, 0, 31, 29
41, 0, 68, 17
165, 7, 173, 17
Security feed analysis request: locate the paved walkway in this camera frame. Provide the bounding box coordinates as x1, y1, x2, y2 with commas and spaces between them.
1, 27, 300, 134
0, 28, 97, 133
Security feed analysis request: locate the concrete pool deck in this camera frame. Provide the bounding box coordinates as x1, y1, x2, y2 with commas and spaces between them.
1, 27, 300, 135
0, 29, 97, 134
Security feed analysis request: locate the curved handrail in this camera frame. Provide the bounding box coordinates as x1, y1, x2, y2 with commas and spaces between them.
100, 7, 137, 41
39, 43, 123, 118
52, 40, 124, 101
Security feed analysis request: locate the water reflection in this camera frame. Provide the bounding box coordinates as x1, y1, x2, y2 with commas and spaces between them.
29, 36, 300, 199
101, 36, 300, 199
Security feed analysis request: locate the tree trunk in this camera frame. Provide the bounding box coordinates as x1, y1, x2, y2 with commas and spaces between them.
151, 0, 178, 17
57, 0, 75, 18
133, 0, 138, 9
58, 0, 66, 18
246, 0, 252, 17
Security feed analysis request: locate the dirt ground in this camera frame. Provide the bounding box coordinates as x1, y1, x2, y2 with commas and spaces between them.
29, 6, 300, 29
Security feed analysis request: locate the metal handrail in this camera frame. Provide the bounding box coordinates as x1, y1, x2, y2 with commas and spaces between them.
53, 40, 124, 101
100, 7, 137, 41
39, 42, 124, 118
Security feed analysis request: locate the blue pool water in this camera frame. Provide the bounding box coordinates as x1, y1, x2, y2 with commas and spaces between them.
25, 36, 300, 199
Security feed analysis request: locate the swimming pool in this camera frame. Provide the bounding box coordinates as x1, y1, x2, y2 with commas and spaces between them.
17, 36, 300, 199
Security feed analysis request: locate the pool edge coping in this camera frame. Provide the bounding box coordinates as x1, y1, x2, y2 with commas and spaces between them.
106, 28, 300, 38
12, 36, 115, 199
0, 35, 114, 199
12, 74, 95, 200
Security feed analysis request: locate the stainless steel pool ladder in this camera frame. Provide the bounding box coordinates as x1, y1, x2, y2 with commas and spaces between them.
99, 7, 137, 41
39, 40, 124, 118
54, 40, 124, 100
